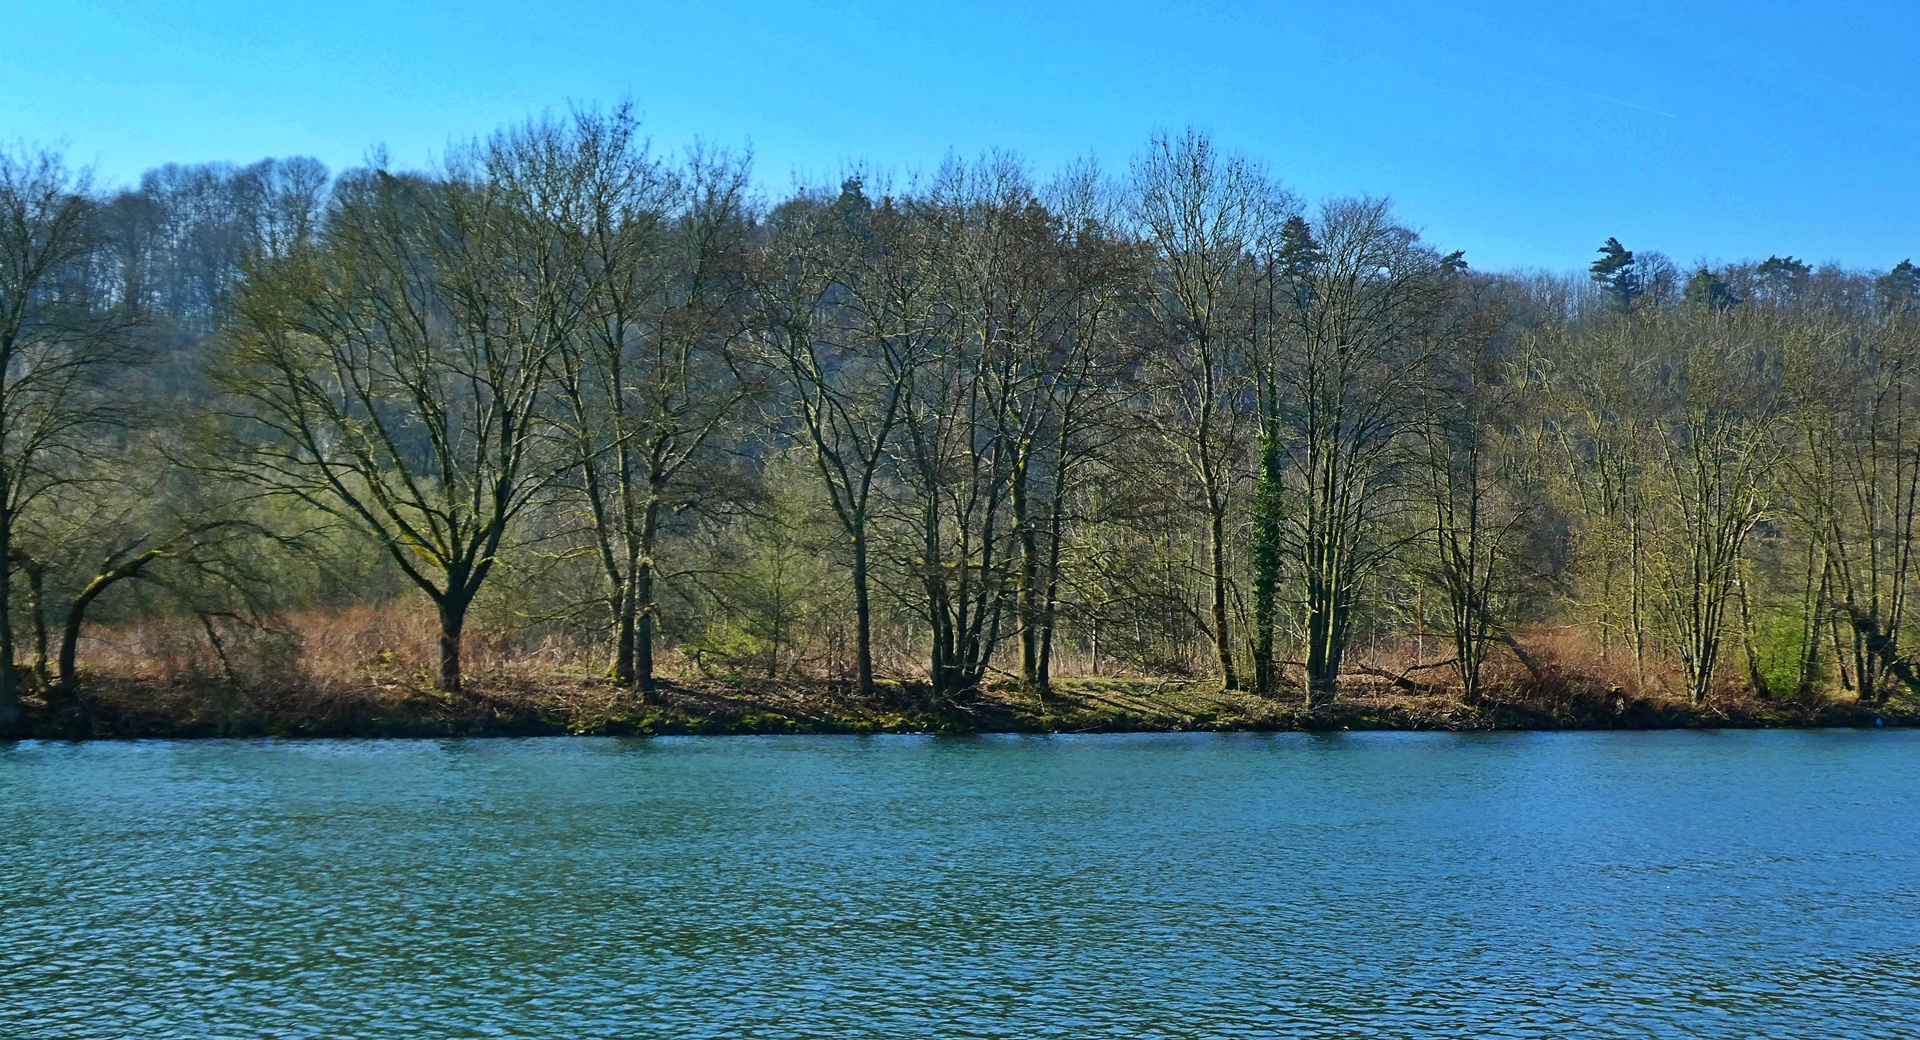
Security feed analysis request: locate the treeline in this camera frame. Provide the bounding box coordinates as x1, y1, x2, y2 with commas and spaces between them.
3, 107, 1918, 733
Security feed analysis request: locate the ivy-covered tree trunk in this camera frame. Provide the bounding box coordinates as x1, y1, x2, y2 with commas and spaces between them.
1251, 420, 1284, 697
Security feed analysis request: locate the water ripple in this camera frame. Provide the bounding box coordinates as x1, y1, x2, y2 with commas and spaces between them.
2, 731, 1918, 1037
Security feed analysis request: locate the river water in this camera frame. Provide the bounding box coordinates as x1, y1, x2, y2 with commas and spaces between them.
2, 731, 1916, 1038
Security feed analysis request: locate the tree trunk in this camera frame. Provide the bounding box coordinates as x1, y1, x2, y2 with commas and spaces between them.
1497, 629, 1544, 684
633, 496, 662, 696
1251, 428, 1282, 697
1033, 458, 1074, 702
929, 587, 956, 700
438, 596, 468, 694
1303, 591, 1344, 714
50, 580, 105, 735
1839, 602, 1920, 703
1453, 621, 1485, 705
635, 561, 656, 698
1630, 519, 1647, 685
608, 582, 636, 685
925, 501, 956, 700
607, 529, 638, 685
0, 522, 18, 734
851, 526, 874, 693
1209, 500, 1239, 691
1304, 653, 1338, 713
1035, 612, 1054, 700
1796, 544, 1824, 697
25, 563, 50, 693
57, 596, 88, 695
55, 555, 164, 696
1035, 506, 1066, 699
1016, 467, 1040, 690
1736, 574, 1770, 699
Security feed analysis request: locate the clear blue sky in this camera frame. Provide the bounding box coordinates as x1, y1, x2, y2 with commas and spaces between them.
6, 0, 1915, 273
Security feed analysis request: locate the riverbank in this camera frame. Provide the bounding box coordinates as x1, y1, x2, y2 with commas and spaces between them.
13, 669, 1913, 739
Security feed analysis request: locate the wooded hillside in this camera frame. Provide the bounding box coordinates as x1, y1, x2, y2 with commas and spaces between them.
5, 109, 1916, 734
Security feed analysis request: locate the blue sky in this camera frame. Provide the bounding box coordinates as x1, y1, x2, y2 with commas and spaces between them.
5, 0, 1914, 273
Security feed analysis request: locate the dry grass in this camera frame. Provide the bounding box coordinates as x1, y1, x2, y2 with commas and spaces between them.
19, 607, 1912, 739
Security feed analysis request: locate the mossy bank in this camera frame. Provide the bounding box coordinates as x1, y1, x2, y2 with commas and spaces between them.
12, 673, 1913, 740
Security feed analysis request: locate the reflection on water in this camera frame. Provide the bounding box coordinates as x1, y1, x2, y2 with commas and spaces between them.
3, 730, 1916, 1038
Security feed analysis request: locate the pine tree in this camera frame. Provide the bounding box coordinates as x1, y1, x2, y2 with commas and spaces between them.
1590, 237, 1641, 307
1684, 267, 1740, 311
1877, 259, 1918, 314
1754, 255, 1810, 304
1276, 215, 1322, 285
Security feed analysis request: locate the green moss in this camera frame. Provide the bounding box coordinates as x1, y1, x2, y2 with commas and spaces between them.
1750, 601, 1825, 696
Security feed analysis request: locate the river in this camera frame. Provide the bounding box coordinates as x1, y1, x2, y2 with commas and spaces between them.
3, 731, 1916, 1037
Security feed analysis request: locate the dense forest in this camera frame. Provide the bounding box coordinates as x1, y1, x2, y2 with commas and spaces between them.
3, 107, 1918, 735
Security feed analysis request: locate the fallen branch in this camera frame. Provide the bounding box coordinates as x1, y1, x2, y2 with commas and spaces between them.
1497, 630, 1545, 682
1352, 664, 1455, 696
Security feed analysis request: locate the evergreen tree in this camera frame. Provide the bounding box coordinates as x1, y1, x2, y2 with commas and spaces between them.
1684, 267, 1740, 311
1590, 237, 1641, 307
1276, 215, 1323, 290
1754, 254, 1810, 304
1252, 214, 1322, 695
1877, 259, 1918, 314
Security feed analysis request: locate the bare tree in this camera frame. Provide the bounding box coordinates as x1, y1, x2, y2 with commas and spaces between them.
1641, 308, 1787, 704
752, 177, 922, 692
1531, 305, 1657, 680
899, 154, 1124, 698
0, 147, 136, 732
104, 157, 328, 339
1275, 199, 1456, 711
1021, 164, 1138, 694
218, 131, 584, 692
1419, 286, 1542, 700
1783, 307, 1920, 702
550, 107, 755, 693
1130, 129, 1281, 691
